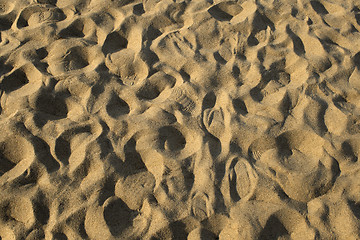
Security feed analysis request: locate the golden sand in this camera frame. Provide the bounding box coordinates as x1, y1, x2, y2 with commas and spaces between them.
0, 0, 360, 239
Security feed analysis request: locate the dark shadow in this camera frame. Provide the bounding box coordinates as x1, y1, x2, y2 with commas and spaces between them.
133, 3, 145, 16
232, 65, 240, 78
36, 47, 48, 59
247, 34, 259, 46
33, 191, 50, 225
34, 91, 68, 117
356, 13, 360, 26
124, 138, 146, 173
232, 98, 248, 115
1, 69, 28, 93
33, 136, 60, 172
275, 134, 293, 158
310, 1, 329, 14
348, 200, 360, 220
54, 137, 71, 165
252, 11, 275, 32
0, 151, 16, 176
259, 215, 289, 239
291, 7, 298, 17
341, 141, 358, 162
250, 87, 263, 102
158, 126, 186, 152
0, 14, 15, 31
136, 82, 161, 100
208, 5, 233, 21
353, 52, 360, 69
181, 160, 194, 192
169, 221, 188, 240
13, 166, 39, 187
53, 233, 68, 240
304, 98, 328, 135
214, 51, 227, 64
208, 135, 221, 158
59, 19, 85, 38
102, 32, 128, 55
202, 91, 216, 111
286, 25, 305, 56
106, 92, 130, 118
229, 158, 241, 202
37, 0, 57, 4
104, 198, 134, 236
208, 2, 243, 21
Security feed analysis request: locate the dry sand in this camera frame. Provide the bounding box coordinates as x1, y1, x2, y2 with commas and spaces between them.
0, 0, 360, 239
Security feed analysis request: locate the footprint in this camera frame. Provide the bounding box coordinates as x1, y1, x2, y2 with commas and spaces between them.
203, 108, 225, 138
152, 31, 196, 69
54, 124, 99, 171
255, 130, 340, 202
168, 85, 196, 114
227, 157, 258, 203
191, 192, 213, 221
54, 136, 71, 165
16, 4, 65, 28
133, 3, 145, 16
248, 136, 277, 161
202, 91, 216, 111
286, 25, 305, 56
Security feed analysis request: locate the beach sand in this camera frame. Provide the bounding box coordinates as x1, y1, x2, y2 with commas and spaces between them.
0, 0, 360, 239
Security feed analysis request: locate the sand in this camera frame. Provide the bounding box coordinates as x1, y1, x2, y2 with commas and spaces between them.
0, 0, 359, 239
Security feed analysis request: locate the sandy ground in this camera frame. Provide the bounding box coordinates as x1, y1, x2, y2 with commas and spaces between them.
0, 0, 360, 239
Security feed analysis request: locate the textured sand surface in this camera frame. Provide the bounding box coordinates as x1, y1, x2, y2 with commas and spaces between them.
0, 0, 360, 239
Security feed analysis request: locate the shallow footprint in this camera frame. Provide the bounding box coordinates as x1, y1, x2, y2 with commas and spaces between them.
16, 4, 65, 28
46, 39, 102, 77
257, 130, 340, 202
191, 192, 213, 221
168, 86, 197, 114
0, 132, 34, 181
115, 171, 155, 210
105, 49, 148, 86
226, 157, 258, 204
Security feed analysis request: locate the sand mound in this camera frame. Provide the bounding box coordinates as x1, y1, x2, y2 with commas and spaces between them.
0, 0, 360, 239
